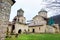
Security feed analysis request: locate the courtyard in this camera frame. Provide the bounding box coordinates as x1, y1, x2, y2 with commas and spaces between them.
5, 33, 60, 40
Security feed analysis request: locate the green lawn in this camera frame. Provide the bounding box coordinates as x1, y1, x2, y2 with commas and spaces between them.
5, 33, 60, 40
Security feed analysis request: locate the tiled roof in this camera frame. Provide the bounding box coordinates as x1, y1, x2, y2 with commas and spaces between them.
17, 22, 27, 25
29, 24, 43, 27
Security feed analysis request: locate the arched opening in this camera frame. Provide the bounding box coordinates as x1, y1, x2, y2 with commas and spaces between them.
39, 27, 40, 30
28, 29, 30, 32
12, 25, 15, 30
18, 29, 22, 34
11, 25, 15, 34
32, 29, 35, 33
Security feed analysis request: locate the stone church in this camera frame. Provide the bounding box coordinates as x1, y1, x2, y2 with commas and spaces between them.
8, 8, 60, 35
8, 9, 28, 34
28, 9, 59, 33
0, 0, 59, 40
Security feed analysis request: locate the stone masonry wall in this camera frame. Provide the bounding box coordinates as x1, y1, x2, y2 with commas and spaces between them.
0, 0, 12, 40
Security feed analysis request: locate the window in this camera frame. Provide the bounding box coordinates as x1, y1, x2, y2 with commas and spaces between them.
22, 20, 23, 23
39, 27, 40, 30
14, 18, 17, 21
12, 25, 15, 30
32, 29, 35, 33
24, 29, 26, 32
18, 18, 19, 22
28, 29, 30, 32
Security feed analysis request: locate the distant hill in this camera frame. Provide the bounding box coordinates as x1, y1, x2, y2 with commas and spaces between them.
51, 14, 60, 26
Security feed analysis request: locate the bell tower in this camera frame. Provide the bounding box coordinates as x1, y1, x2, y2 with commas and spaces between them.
17, 8, 24, 17
38, 9, 47, 18
16, 8, 26, 23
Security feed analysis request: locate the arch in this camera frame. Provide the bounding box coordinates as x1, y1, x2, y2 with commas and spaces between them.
18, 29, 22, 34
11, 25, 15, 34
32, 29, 35, 33
12, 25, 15, 30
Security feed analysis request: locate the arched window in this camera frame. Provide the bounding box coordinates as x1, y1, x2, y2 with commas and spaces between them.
18, 18, 19, 22
28, 29, 30, 32
12, 25, 15, 30
39, 27, 40, 30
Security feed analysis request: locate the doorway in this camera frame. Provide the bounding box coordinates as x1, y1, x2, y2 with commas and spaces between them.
11, 25, 15, 34
18, 29, 22, 34
12, 25, 15, 30
32, 29, 35, 33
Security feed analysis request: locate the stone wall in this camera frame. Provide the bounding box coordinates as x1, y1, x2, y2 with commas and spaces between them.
29, 25, 46, 33
46, 25, 55, 33
0, 0, 15, 40
15, 23, 28, 34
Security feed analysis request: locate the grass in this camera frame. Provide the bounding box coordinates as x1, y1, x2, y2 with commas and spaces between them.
5, 33, 60, 40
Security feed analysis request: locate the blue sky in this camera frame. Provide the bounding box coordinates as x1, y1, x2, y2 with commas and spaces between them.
9, 0, 60, 22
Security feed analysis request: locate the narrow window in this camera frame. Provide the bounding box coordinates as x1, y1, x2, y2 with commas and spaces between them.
28, 29, 30, 32
32, 29, 35, 33
39, 27, 40, 30
18, 18, 19, 22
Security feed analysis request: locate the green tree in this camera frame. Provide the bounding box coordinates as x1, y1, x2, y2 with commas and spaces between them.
48, 18, 55, 26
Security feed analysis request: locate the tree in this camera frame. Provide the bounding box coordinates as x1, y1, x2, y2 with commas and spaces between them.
48, 18, 55, 26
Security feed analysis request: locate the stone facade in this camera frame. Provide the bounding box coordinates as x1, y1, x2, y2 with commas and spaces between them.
15, 23, 28, 34
29, 25, 46, 33
8, 9, 28, 34
0, 0, 15, 40
28, 9, 47, 33
28, 9, 60, 33
8, 9, 60, 35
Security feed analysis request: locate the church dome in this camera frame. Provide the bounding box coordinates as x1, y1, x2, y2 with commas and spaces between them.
38, 9, 47, 13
